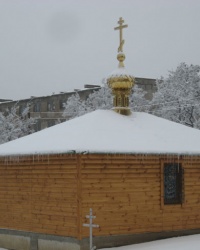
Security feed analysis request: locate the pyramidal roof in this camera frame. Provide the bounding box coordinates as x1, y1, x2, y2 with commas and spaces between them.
0, 110, 200, 156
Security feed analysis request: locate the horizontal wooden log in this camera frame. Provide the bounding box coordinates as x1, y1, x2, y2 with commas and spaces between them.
81, 169, 160, 174
82, 173, 160, 179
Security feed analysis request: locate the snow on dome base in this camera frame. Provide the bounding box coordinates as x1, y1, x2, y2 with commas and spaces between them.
107, 66, 134, 79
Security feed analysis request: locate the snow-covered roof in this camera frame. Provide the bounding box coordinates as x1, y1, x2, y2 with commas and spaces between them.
0, 110, 200, 156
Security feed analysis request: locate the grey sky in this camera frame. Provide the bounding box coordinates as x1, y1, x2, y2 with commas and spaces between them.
1, 0, 200, 100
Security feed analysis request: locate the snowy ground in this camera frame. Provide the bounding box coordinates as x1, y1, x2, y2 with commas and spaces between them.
102, 235, 200, 250
0, 234, 199, 250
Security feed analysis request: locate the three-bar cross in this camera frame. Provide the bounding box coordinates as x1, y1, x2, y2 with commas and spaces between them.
83, 208, 99, 250
114, 17, 128, 52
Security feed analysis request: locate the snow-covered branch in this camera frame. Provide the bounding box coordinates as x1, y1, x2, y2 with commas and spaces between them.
0, 105, 36, 144
150, 62, 200, 129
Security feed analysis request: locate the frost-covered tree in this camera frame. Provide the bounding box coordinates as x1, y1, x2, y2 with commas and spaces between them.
151, 63, 200, 129
0, 105, 36, 144
85, 86, 113, 112
130, 84, 149, 112
63, 84, 148, 119
62, 88, 112, 119
62, 93, 88, 119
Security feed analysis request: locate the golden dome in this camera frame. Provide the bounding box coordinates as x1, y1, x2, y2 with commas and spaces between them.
107, 17, 134, 115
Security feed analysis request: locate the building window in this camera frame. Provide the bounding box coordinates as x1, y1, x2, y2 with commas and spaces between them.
164, 163, 184, 205
59, 100, 65, 110
33, 103, 41, 112
47, 101, 56, 112
19, 105, 25, 115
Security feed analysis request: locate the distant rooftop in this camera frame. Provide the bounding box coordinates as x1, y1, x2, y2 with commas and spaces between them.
0, 99, 12, 103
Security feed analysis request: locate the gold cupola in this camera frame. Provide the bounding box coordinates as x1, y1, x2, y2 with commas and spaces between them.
107, 17, 134, 116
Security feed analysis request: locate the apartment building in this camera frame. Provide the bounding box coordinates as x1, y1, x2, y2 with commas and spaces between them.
0, 77, 156, 131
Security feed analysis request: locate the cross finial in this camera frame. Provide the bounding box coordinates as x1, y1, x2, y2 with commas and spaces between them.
114, 17, 128, 53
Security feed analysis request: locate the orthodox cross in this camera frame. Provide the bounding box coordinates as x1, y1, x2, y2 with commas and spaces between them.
114, 17, 128, 52
83, 208, 99, 250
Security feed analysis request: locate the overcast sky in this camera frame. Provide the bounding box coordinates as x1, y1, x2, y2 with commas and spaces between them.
1, 0, 200, 100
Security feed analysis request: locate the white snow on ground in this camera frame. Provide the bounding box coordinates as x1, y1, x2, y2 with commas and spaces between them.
1, 110, 200, 156
0, 234, 199, 250
102, 235, 200, 250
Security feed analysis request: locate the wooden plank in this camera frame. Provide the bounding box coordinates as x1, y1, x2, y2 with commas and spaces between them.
82, 163, 160, 169
160, 162, 164, 209
82, 182, 160, 189
81, 169, 160, 174
77, 155, 82, 239
81, 173, 159, 179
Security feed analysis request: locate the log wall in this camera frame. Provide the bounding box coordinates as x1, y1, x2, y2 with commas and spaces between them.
80, 154, 200, 238
0, 154, 78, 237
0, 153, 200, 241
